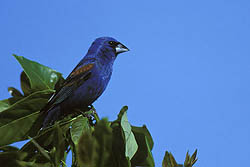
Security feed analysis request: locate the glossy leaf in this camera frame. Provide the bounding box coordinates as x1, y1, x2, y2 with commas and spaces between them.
0, 99, 11, 113
14, 55, 62, 91
0, 89, 54, 127
184, 150, 198, 167
0, 151, 28, 167
17, 161, 52, 167
162, 151, 178, 167
77, 118, 113, 167
190, 149, 198, 166
0, 97, 22, 113
51, 124, 66, 166
93, 118, 112, 167
120, 110, 138, 160
0, 145, 19, 152
77, 131, 98, 167
110, 120, 127, 167
70, 115, 90, 145
8, 87, 23, 97
20, 71, 32, 96
28, 137, 51, 161
131, 126, 155, 166
21, 124, 59, 154
132, 125, 154, 150
0, 111, 39, 147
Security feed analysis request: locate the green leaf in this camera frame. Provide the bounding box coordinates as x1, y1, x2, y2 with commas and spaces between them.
0, 99, 11, 113
8, 87, 23, 97
0, 111, 39, 147
93, 118, 112, 167
131, 126, 155, 167
120, 110, 138, 160
51, 124, 66, 166
162, 151, 178, 167
110, 121, 127, 167
110, 106, 140, 166
70, 115, 90, 145
16, 161, 53, 167
20, 71, 32, 96
21, 121, 71, 165
0, 97, 22, 113
20, 124, 57, 155
132, 125, 154, 150
0, 145, 19, 152
77, 118, 113, 167
190, 149, 198, 166
13, 55, 62, 91
0, 151, 28, 167
77, 131, 98, 167
0, 89, 54, 127
184, 150, 198, 167
21, 116, 73, 155
117, 106, 128, 121
28, 137, 51, 161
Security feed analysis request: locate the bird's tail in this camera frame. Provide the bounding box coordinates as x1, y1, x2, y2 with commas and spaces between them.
30, 106, 62, 135
41, 106, 62, 129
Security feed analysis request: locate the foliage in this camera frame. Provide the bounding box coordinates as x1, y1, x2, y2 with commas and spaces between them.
0, 55, 198, 167
162, 150, 197, 167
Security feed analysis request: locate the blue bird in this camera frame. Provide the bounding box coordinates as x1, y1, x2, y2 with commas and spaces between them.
41, 37, 129, 128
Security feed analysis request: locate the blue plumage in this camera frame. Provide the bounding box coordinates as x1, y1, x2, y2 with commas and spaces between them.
42, 37, 129, 128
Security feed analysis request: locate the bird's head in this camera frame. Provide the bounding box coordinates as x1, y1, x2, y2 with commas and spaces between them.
87, 37, 129, 62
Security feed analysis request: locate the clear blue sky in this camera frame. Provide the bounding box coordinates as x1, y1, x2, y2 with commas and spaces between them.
1, 0, 250, 166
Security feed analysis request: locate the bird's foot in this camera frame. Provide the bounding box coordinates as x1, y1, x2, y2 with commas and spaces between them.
88, 105, 100, 122
75, 105, 99, 126
77, 105, 98, 126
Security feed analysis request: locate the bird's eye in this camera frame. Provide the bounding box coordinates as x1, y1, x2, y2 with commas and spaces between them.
109, 41, 116, 45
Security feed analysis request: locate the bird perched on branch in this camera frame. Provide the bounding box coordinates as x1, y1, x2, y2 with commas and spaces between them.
41, 37, 129, 128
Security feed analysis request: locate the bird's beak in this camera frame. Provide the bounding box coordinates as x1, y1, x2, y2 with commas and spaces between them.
115, 43, 129, 54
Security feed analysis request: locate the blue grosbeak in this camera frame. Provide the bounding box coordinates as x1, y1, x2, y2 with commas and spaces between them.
41, 37, 129, 128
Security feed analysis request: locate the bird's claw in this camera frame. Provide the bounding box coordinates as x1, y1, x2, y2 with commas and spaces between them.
77, 105, 98, 126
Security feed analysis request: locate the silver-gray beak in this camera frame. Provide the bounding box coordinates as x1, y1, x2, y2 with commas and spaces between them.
115, 43, 129, 54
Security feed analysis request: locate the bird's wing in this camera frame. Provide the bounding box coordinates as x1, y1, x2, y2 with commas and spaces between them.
42, 63, 95, 112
